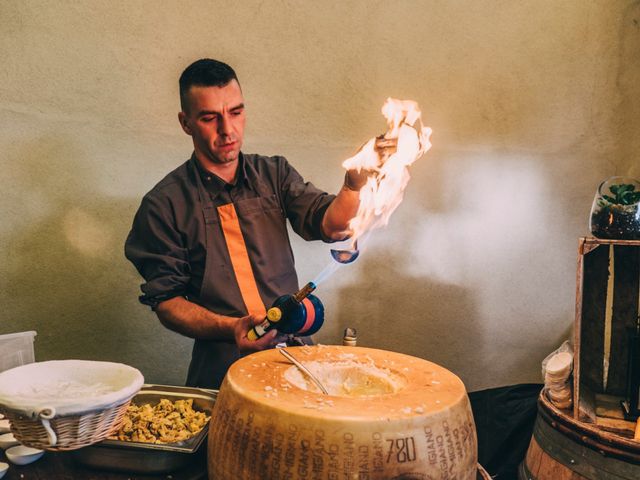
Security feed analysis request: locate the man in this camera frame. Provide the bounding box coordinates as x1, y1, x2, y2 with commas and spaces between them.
125, 58, 375, 388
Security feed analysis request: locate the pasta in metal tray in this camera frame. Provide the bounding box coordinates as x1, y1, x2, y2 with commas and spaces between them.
110, 398, 209, 444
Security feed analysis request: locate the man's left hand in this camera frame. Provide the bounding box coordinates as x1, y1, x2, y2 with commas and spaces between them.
235, 314, 288, 352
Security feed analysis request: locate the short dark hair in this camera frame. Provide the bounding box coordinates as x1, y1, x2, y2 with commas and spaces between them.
179, 59, 239, 112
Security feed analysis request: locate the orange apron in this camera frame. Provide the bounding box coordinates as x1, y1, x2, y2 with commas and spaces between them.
216, 203, 267, 318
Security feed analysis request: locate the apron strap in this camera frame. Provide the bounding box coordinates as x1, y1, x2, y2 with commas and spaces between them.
217, 203, 267, 318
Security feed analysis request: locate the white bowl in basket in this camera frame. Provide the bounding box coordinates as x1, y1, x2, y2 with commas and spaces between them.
0, 420, 9, 434
0, 360, 144, 450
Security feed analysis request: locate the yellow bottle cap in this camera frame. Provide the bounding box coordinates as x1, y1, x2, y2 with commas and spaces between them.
267, 307, 282, 322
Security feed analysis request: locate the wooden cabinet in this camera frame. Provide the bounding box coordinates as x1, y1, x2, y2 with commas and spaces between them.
573, 237, 640, 426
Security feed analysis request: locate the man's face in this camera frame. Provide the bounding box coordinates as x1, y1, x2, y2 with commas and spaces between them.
179, 80, 246, 166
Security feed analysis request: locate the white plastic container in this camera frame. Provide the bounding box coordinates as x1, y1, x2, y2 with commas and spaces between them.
0, 331, 37, 373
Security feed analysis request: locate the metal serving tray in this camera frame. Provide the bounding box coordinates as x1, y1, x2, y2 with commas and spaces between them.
71, 384, 217, 474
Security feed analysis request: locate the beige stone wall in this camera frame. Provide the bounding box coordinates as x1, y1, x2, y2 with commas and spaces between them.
1, 1, 637, 390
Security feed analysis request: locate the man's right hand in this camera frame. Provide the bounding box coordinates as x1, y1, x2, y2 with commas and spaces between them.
344, 135, 398, 191
234, 314, 288, 353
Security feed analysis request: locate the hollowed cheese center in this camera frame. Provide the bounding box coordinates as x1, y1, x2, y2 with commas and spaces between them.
283, 360, 406, 397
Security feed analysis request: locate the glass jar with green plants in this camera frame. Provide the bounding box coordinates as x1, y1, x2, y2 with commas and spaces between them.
590, 176, 640, 239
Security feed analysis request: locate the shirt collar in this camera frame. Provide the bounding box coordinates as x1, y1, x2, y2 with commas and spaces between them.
191, 152, 253, 196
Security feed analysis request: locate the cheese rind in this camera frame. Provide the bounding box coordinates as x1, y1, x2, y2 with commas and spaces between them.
208, 346, 478, 479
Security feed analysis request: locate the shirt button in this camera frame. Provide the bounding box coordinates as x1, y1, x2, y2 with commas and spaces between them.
206, 176, 211, 182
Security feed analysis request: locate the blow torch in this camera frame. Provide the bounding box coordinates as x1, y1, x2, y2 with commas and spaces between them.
247, 282, 324, 341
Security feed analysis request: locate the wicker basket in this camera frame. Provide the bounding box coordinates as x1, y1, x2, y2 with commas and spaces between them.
0, 360, 143, 451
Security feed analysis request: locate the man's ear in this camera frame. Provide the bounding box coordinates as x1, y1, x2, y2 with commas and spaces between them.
178, 111, 192, 135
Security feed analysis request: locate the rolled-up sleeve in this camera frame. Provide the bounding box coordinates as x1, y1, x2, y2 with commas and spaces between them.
278, 158, 336, 242
124, 192, 191, 308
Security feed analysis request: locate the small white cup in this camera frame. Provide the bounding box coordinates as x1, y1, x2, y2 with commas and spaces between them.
0, 433, 18, 450
5, 445, 44, 465
0, 420, 10, 434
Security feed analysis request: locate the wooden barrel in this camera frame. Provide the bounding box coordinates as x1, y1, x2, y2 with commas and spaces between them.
477, 463, 491, 479
519, 392, 640, 479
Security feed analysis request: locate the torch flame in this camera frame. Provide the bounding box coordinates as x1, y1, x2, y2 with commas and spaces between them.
342, 98, 432, 248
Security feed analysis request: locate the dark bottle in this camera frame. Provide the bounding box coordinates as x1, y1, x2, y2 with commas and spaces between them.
247, 282, 324, 341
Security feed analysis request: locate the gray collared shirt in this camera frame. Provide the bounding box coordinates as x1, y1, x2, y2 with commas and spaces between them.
125, 152, 335, 315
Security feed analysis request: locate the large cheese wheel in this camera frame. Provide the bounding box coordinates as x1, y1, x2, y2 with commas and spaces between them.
208, 345, 477, 479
